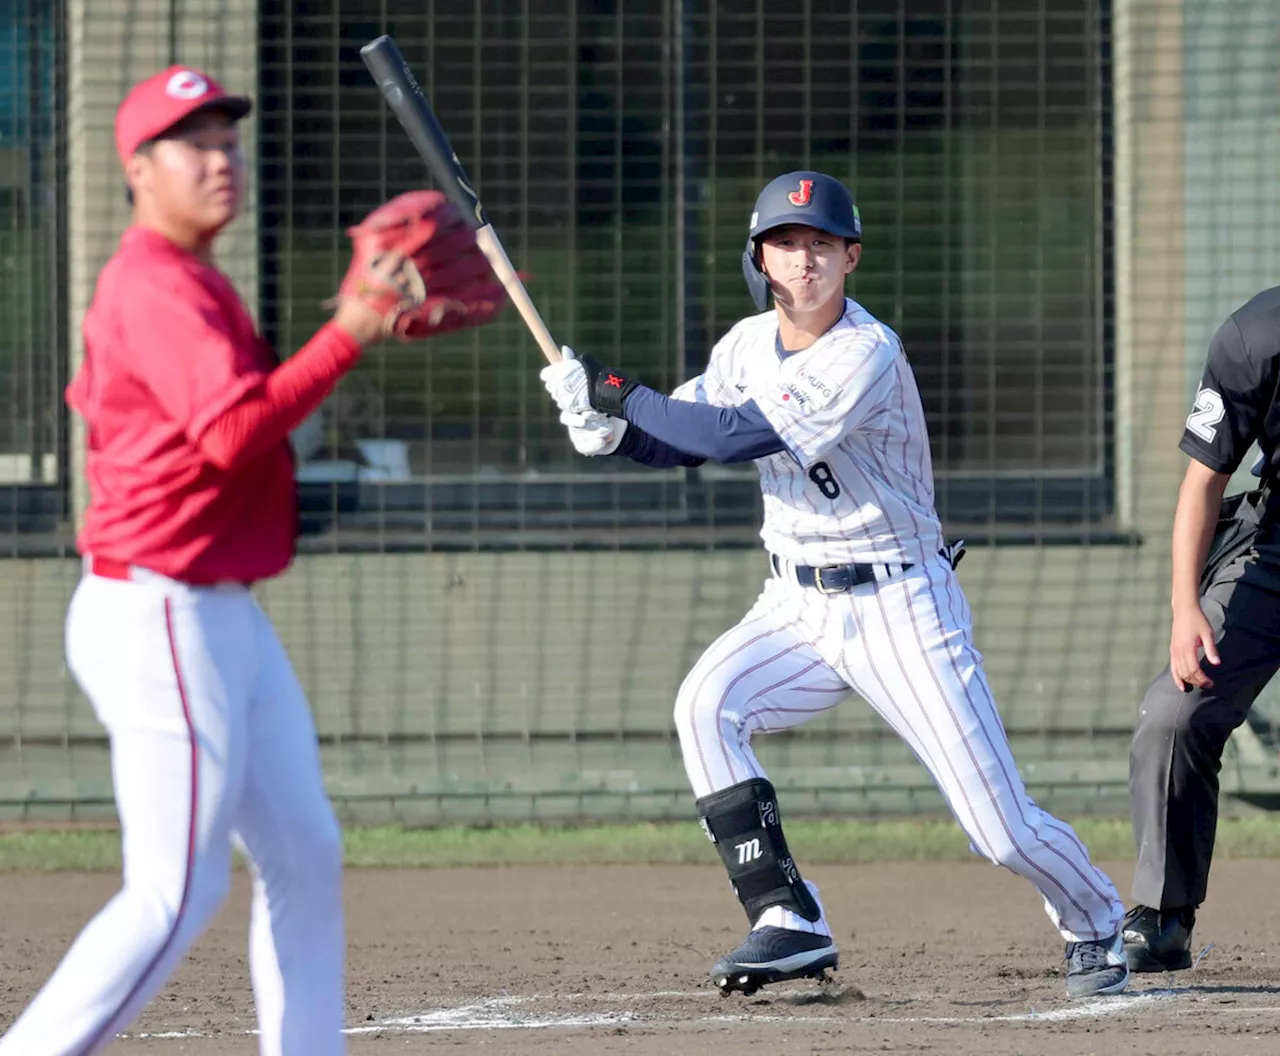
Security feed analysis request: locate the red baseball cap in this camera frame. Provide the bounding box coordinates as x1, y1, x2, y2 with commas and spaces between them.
115, 65, 252, 165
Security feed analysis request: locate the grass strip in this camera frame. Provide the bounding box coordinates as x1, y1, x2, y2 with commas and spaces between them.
2, 815, 1280, 871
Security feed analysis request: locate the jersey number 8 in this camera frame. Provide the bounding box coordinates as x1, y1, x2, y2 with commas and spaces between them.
807, 462, 841, 499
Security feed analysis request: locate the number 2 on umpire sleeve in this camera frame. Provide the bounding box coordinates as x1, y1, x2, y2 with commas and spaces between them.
808, 462, 841, 499
1185, 385, 1226, 443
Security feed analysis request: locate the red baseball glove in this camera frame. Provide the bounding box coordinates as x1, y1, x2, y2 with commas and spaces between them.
335, 190, 507, 341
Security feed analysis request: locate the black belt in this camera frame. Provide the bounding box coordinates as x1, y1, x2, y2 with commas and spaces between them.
770, 541, 965, 596
770, 553, 913, 594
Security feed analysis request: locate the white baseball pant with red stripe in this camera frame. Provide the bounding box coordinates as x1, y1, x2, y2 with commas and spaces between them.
0, 571, 345, 1056
674, 553, 1123, 943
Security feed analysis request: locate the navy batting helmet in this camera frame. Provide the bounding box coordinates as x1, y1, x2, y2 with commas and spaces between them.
741, 171, 861, 310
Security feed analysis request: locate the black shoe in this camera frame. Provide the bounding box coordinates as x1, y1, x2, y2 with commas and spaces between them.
711, 926, 838, 996
1121, 904, 1195, 972
1065, 932, 1130, 998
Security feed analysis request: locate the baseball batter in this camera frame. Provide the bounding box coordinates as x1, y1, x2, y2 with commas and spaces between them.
541, 171, 1129, 999
0, 66, 503, 1055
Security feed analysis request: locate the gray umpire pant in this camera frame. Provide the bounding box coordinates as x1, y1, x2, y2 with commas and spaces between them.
1129, 544, 1280, 910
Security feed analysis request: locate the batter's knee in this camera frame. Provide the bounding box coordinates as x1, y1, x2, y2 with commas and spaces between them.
954, 801, 1046, 876
672, 674, 700, 746
981, 827, 1035, 875
673, 670, 728, 750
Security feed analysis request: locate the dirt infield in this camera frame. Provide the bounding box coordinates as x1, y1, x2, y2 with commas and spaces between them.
1, 860, 1279, 1054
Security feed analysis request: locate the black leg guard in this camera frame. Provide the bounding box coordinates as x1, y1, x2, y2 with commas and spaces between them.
696, 778, 821, 924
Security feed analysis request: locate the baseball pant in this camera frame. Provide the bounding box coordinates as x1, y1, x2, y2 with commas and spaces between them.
674, 553, 1124, 944
1129, 547, 1280, 911
0, 572, 346, 1056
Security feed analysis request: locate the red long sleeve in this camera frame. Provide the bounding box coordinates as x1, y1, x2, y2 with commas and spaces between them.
196, 322, 363, 471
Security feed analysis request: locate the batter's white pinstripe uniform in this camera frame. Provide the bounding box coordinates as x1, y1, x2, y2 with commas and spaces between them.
672, 297, 1123, 943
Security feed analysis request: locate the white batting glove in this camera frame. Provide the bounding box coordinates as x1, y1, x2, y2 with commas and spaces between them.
540, 346, 594, 415
560, 409, 627, 457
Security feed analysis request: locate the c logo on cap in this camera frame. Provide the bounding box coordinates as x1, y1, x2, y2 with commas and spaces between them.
166, 70, 209, 100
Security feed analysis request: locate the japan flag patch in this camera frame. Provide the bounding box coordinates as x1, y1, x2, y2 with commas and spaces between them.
783, 363, 840, 410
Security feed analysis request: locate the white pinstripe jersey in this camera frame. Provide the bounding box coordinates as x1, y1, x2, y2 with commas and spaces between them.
672, 298, 944, 567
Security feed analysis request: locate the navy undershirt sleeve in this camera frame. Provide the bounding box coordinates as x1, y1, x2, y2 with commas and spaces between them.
619, 385, 787, 463
613, 424, 706, 468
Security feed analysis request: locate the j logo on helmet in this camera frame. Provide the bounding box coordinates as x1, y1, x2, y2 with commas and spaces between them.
787, 179, 814, 207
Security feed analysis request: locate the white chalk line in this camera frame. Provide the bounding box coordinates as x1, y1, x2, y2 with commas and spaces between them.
350, 990, 1174, 1032
122, 985, 1276, 1039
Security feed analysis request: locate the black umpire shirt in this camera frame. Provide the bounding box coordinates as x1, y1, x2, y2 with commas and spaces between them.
1180, 285, 1280, 479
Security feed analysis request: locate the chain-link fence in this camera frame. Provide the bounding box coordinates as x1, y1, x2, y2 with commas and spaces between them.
1, 0, 1278, 824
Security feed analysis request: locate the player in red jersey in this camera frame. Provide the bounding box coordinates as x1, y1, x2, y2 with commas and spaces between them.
0, 65, 504, 1056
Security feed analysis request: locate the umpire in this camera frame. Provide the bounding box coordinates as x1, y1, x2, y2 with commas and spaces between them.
1124, 284, 1280, 972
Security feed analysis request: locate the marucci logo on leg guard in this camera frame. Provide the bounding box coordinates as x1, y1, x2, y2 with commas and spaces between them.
695, 778, 823, 925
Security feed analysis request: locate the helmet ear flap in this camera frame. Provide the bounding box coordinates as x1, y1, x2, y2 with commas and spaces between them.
741, 236, 770, 310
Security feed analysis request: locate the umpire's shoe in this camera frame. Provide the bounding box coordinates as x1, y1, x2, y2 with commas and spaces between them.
711, 927, 838, 996
1065, 932, 1130, 998
1121, 904, 1195, 973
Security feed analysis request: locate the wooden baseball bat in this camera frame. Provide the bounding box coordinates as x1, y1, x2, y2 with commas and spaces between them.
359, 35, 562, 364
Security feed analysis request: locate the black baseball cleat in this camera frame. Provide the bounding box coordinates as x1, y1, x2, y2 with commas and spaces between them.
1121, 904, 1195, 973
1065, 932, 1130, 998
711, 926, 838, 996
